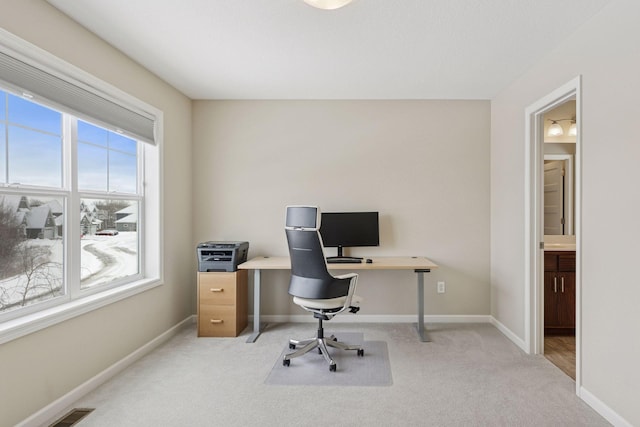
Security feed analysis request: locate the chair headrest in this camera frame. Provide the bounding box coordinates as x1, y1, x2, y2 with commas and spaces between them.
285, 205, 321, 231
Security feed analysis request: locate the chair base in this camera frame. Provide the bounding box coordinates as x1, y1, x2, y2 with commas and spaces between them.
282, 319, 364, 372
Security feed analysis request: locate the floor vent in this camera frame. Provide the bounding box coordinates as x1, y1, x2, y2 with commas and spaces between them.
49, 408, 94, 427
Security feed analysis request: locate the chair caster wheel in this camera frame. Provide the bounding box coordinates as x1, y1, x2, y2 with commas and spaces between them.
289, 343, 296, 349
329, 363, 337, 372
357, 349, 364, 357
283, 359, 290, 367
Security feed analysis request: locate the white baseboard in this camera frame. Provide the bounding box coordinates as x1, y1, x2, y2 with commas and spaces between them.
489, 316, 528, 353
252, 314, 493, 324
579, 386, 633, 427
17, 315, 195, 427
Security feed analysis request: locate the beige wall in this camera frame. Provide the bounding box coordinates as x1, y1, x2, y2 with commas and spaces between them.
0, 2, 193, 426
193, 100, 490, 317
491, 0, 640, 424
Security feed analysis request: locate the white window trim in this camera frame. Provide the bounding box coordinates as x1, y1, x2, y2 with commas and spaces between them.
0, 29, 163, 345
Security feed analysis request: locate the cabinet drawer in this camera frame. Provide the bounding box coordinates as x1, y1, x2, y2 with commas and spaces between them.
544, 254, 558, 272
198, 305, 240, 337
544, 252, 575, 272
198, 273, 237, 305
558, 254, 576, 272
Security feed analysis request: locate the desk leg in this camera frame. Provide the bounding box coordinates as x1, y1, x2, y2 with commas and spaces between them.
415, 269, 431, 342
246, 269, 264, 343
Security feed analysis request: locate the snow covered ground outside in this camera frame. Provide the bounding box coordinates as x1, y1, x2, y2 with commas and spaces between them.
0, 232, 138, 312
81, 232, 138, 287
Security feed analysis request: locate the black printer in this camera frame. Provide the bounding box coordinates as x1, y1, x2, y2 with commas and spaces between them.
196, 241, 249, 272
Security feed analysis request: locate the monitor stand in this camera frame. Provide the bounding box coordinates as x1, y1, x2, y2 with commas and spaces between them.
326, 246, 362, 263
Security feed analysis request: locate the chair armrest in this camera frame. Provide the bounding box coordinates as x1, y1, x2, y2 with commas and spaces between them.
335, 273, 358, 311
334, 272, 358, 280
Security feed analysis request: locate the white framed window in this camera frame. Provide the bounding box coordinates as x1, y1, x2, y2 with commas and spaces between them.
0, 29, 162, 344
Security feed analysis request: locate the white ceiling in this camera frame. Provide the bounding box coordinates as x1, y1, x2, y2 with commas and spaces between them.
47, 0, 611, 100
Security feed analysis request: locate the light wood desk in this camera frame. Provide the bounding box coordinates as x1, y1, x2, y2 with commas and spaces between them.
238, 256, 438, 343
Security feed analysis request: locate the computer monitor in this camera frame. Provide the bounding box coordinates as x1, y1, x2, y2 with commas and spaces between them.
320, 211, 379, 259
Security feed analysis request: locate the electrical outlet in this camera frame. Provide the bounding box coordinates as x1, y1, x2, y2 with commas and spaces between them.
437, 281, 445, 293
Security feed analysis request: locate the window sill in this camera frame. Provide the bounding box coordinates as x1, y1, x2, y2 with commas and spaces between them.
0, 277, 162, 345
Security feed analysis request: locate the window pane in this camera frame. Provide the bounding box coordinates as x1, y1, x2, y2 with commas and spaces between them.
80, 199, 138, 289
109, 151, 137, 193
78, 120, 108, 147
8, 94, 62, 135
109, 132, 137, 154
78, 142, 107, 192
0, 194, 65, 314
0, 90, 6, 119
1, 91, 7, 184
8, 126, 62, 187
77, 121, 137, 194
0, 123, 5, 184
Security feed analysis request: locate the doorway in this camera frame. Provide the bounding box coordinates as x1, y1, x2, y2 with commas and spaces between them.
542, 107, 577, 380
524, 76, 581, 392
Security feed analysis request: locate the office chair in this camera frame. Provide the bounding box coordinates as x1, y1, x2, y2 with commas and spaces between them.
283, 205, 364, 372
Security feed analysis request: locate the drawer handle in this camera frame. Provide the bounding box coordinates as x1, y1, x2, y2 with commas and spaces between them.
554, 277, 557, 293
210, 288, 224, 292
210, 319, 224, 324
561, 277, 565, 293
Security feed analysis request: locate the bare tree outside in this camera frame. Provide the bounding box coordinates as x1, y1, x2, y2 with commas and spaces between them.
0, 196, 64, 313
1, 244, 63, 311
0, 200, 24, 279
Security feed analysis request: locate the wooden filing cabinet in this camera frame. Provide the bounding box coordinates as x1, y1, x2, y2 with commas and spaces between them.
197, 270, 248, 337
544, 251, 576, 335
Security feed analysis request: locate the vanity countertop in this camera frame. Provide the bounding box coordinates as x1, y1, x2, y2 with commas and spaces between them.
543, 235, 576, 251
543, 243, 576, 251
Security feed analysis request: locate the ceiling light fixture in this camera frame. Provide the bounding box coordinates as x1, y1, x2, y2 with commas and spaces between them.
303, 0, 353, 10
568, 120, 577, 137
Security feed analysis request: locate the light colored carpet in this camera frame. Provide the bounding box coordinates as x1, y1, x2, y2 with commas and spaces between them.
265, 332, 392, 386
51, 322, 610, 427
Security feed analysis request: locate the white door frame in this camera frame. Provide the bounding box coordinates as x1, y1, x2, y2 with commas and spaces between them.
524, 76, 581, 392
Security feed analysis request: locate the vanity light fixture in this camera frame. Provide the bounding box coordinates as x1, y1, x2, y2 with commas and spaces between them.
548, 120, 564, 136
547, 117, 577, 137
303, 0, 353, 10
